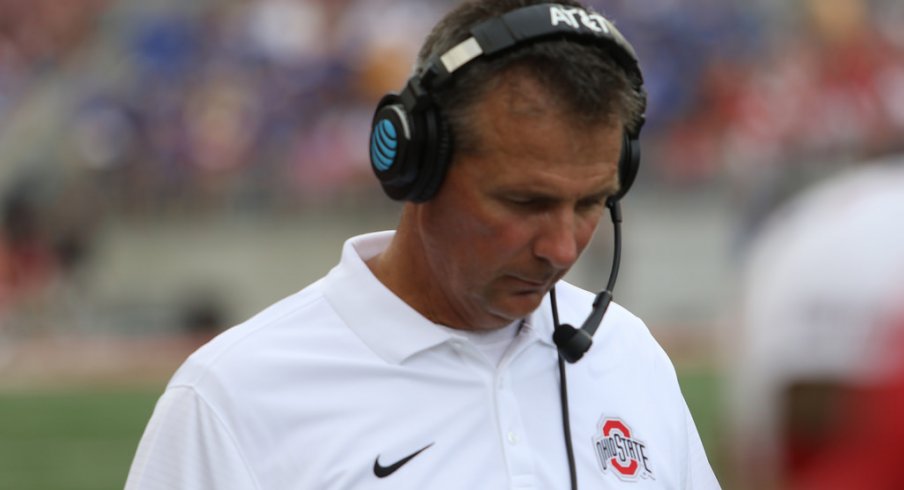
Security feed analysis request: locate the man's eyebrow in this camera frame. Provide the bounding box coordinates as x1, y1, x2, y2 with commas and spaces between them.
497, 186, 615, 202
582, 189, 613, 202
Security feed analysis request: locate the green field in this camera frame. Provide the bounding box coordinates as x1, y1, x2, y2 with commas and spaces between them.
679, 368, 728, 485
0, 389, 161, 490
0, 371, 724, 489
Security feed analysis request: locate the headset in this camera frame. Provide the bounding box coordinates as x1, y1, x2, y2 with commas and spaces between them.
370, 2, 644, 204
369, 4, 646, 488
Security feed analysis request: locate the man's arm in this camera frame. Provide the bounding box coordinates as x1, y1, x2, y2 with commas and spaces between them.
126, 386, 261, 490
684, 404, 721, 489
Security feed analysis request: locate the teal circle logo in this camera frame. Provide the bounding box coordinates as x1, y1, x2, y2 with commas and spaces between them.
371, 119, 398, 172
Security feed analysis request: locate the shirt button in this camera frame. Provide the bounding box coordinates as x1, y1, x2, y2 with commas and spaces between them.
507, 431, 520, 445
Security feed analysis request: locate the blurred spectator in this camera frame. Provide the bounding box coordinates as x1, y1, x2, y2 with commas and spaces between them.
726, 159, 904, 489
179, 290, 229, 346
0, 180, 59, 319
0, 0, 107, 122
0, 168, 101, 333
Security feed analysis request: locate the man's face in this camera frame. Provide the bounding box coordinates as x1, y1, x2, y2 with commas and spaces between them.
417, 73, 623, 330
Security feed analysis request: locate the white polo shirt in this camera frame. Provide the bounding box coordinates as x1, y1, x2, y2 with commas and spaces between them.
126, 231, 719, 489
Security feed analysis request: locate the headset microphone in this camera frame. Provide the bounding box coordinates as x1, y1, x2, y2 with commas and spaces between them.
552, 197, 623, 363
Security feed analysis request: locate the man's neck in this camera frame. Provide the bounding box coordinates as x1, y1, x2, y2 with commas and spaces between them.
367, 212, 482, 329
366, 222, 443, 323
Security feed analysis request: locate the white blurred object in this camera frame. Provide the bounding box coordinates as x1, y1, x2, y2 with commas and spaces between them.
245, 0, 328, 65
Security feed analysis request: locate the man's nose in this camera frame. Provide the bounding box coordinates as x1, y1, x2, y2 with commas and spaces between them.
533, 210, 579, 269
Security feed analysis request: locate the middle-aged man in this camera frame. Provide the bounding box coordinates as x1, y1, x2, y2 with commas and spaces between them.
126, 1, 721, 488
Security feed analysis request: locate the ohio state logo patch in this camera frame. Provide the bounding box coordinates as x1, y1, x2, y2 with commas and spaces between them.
592, 417, 654, 481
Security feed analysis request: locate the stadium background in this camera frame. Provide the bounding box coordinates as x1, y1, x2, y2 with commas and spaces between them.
1, 0, 902, 488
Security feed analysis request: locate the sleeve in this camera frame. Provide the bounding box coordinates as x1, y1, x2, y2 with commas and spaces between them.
683, 403, 722, 489
125, 386, 261, 490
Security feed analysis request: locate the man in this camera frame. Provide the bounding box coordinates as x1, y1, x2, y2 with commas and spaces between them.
127, 1, 719, 488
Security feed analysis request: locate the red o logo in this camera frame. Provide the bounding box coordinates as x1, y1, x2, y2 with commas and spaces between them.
602, 419, 639, 476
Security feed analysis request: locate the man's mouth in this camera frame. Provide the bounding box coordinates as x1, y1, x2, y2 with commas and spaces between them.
506, 274, 553, 292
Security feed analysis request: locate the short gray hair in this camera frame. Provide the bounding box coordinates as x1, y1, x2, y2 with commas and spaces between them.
415, 0, 647, 154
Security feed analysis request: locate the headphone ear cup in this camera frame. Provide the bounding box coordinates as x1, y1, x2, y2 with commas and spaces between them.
409, 108, 453, 202
370, 90, 454, 203
613, 132, 640, 201
370, 95, 420, 200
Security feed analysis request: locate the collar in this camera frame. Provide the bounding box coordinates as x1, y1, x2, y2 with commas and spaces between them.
321, 231, 557, 364
322, 231, 455, 364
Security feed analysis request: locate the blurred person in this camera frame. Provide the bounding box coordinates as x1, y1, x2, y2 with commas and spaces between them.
0, 184, 58, 321
243, 0, 331, 68
126, 1, 719, 489
337, 0, 450, 99
726, 158, 904, 490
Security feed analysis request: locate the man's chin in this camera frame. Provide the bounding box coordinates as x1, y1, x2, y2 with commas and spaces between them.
489, 291, 547, 322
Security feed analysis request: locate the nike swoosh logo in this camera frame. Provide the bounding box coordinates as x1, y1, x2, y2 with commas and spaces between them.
373, 443, 434, 478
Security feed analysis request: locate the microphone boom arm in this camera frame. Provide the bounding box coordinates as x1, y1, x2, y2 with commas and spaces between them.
552, 199, 623, 363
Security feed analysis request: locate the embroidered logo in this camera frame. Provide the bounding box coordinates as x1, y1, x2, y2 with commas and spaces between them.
592, 417, 654, 481
373, 443, 433, 478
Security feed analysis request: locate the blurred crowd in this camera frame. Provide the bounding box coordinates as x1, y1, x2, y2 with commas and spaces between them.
1, 0, 108, 325
1, 0, 902, 328
60, 0, 453, 214
0, 0, 902, 312
3, 0, 903, 213
0, 0, 108, 122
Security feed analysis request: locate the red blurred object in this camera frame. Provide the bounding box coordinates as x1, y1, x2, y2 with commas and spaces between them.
789, 313, 904, 490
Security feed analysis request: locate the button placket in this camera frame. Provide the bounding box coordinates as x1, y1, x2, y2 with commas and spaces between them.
494, 360, 537, 485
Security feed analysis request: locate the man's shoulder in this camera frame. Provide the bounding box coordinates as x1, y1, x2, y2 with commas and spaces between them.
166, 279, 345, 388
551, 280, 645, 333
